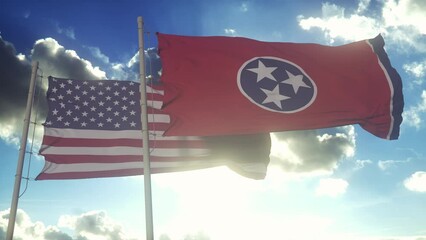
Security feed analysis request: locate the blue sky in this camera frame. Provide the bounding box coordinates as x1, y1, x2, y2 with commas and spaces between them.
1, 0, 426, 239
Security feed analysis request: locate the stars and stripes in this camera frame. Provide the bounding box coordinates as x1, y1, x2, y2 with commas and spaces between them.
37, 77, 224, 180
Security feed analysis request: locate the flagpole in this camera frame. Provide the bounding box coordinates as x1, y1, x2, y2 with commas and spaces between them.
137, 16, 154, 240
6, 61, 39, 240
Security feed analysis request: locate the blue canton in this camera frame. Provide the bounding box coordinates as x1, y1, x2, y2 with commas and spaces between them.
45, 77, 141, 130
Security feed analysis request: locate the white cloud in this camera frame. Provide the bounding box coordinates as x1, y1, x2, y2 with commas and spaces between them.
354, 159, 373, 170
0, 123, 21, 146
16, 53, 26, 61
0, 208, 140, 240
382, 0, 426, 34
120, 48, 161, 81
58, 210, 139, 240
54, 23, 76, 40
298, 2, 382, 43
403, 90, 426, 129
126, 52, 139, 68
315, 178, 349, 197
85, 46, 110, 64
377, 159, 410, 171
404, 171, 426, 192
0, 209, 72, 240
298, 0, 426, 52
404, 60, 426, 86
1, 205, 425, 240
240, 2, 248, 12
270, 126, 356, 175
110, 63, 134, 80
31, 38, 106, 80
356, 0, 370, 13
224, 28, 237, 36
0, 36, 33, 145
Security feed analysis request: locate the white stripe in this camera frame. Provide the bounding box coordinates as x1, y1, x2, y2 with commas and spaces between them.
147, 100, 163, 109
40, 145, 210, 157
366, 40, 395, 140
146, 85, 164, 95
147, 113, 170, 123
41, 161, 221, 174
44, 128, 141, 139
43, 128, 203, 141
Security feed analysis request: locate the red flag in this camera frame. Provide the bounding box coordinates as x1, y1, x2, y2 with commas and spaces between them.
37, 77, 270, 180
158, 33, 403, 140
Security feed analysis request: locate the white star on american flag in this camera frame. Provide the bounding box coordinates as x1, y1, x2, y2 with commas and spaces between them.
46, 78, 143, 130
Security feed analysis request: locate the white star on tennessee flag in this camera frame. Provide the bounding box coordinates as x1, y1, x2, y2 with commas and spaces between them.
261, 85, 290, 109
247, 60, 277, 82
282, 70, 310, 93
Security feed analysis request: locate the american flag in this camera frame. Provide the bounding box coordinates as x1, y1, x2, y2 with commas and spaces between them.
37, 77, 226, 180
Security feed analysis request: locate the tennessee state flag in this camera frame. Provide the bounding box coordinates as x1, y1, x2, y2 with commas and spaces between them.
158, 33, 403, 140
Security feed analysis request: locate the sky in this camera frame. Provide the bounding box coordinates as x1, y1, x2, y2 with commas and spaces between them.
0, 0, 426, 239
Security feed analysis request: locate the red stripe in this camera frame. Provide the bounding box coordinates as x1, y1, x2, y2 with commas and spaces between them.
147, 122, 170, 130
36, 169, 144, 180
42, 154, 212, 164
35, 164, 219, 180
41, 136, 206, 148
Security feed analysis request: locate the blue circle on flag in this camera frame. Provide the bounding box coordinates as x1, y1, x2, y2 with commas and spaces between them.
237, 57, 317, 113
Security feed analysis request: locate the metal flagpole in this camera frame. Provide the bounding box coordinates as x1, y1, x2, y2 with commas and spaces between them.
6, 61, 39, 240
137, 16, 154, 240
